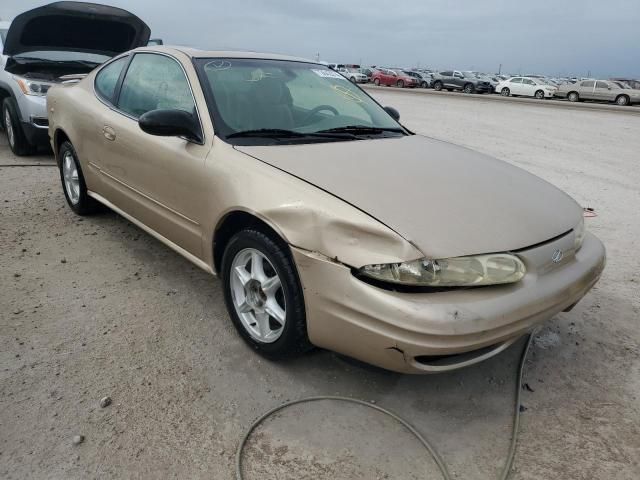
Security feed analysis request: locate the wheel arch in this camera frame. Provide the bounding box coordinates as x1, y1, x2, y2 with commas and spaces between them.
52, 128, 72, 166
212, 209, 289, 275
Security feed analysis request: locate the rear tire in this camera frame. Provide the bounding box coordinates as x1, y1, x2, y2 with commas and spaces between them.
568, 92, 580, 102
615, 95, 630, 106
221, 228, 312, 360
501, 87, 510, 96
534, 90, 545, 99
58, 141, 101, 215
463, 83, 474, 94
2, 98, 34, 156
433, 81, 443, 91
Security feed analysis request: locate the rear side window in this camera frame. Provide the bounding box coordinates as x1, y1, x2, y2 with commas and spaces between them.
117, 53, 195, 118
95, 56, 128, 103
510, 78, 522, 83
440, 71, 452, 76
523, 79, 534, 85
595, 81, 609, 89
581, 81, 595, 88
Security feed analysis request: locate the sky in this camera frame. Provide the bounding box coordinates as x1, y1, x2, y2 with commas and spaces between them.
1, 0, 639, 78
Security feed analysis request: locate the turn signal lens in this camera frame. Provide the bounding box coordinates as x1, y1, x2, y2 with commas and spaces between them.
360, 253, 526, 287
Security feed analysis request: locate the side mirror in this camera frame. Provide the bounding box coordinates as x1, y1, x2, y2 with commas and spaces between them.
139, 109, 202, 143
384, 106, 400, 121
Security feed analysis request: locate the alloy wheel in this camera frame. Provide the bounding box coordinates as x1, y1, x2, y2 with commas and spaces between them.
62, 150, 80, 205
230, 248, 286, 343
501, 88, 510, 96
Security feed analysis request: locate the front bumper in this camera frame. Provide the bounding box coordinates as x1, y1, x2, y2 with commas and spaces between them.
16, 93, 50, 146
292, 231, 605, 373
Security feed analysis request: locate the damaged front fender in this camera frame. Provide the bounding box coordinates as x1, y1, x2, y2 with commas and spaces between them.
207, 143, 423, 269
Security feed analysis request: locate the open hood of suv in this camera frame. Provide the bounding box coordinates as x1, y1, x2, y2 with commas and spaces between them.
3, 1, 150, 57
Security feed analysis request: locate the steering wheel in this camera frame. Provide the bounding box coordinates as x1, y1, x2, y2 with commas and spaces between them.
302, 105, 339, 123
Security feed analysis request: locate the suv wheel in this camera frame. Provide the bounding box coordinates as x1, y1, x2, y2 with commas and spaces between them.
568, 92, 580, 102
221, 228, 312, 359
2, 98, 34, 156
463, 83, 475, 94
58, 141, 101, 215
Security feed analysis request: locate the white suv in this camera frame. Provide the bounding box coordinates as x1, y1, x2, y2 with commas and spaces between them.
0, 2, 150, 155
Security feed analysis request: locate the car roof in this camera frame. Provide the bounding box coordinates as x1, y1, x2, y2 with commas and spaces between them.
134, 45, 318, 64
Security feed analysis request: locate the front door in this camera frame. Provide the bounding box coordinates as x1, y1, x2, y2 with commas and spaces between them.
96, 52, 210, 258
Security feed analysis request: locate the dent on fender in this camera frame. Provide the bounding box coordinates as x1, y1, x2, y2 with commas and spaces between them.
261, 201, 422, 268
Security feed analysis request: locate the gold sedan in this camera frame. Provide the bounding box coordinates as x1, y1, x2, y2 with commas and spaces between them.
48, 47, 605, 373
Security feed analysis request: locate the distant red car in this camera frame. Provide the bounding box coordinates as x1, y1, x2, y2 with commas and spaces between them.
371, 68, 417, 88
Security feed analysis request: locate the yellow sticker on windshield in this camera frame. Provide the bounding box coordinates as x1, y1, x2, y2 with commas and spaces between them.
332, 84, 364, 103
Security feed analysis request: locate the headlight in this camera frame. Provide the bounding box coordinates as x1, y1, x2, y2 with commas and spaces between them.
13, 76, 54, 96
359, 253, 526, 287
574, 216, 585, 251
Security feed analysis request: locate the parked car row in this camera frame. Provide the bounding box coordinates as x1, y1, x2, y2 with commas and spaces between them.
326, 62, 640, 106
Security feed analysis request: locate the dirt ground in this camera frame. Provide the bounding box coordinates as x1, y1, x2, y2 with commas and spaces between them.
1, 92, 639, 480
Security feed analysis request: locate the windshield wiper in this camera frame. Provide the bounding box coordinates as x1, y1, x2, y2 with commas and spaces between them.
316, 125, 405, 135
227, 128, 355, 140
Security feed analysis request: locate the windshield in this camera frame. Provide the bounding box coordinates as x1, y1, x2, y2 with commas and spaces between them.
196, 58, 405, 144
13, 50, 110, 64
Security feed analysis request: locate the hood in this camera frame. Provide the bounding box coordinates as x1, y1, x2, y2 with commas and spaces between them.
236, 135, 582, 259
3, 1, 150, 57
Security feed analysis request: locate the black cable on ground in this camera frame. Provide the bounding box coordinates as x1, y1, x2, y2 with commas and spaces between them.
236, 332, 536, 480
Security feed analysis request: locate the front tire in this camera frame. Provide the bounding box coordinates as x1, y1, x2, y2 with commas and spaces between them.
221, 228, 311, 360
2, 98, 34, 156
463, 83, 474, 94
373, 78, 380, 86
534, 90, 545, 99
616, 95, 630, 106
396, 80, 405, 88
58, 141, 101, 215
501, 87, 510, 96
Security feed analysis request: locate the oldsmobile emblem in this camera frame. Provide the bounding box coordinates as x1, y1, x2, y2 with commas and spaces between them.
551, 249, 564, 263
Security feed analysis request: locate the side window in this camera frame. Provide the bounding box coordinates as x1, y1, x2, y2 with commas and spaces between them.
510, 78, 522, 84
581, 81, 595, 88
440, 71, 452, 77
94, 56, 128, 103
117, 53, 195, 118
595, 81, 609, 89
523, 79, 535, 85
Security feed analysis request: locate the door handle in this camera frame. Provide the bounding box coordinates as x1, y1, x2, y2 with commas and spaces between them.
103, 126, 116, 141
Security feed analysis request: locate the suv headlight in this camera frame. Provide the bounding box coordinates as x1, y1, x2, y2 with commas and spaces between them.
574, 216, 585, 251
359, 253, 526, 287
13, 76, 54, 96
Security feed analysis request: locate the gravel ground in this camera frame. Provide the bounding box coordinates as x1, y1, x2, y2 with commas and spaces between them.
1, 93, 638, 480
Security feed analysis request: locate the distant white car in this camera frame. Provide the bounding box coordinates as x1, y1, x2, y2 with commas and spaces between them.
496, 77, 557, 99
337, 67, 368, 83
